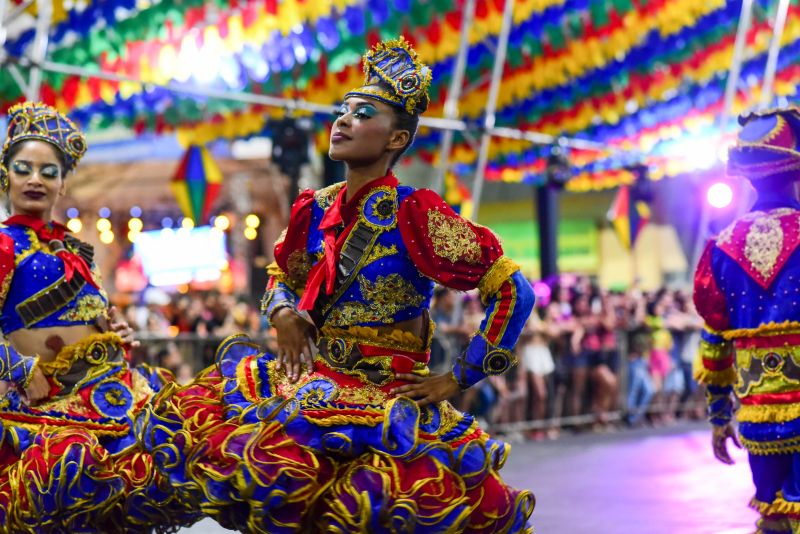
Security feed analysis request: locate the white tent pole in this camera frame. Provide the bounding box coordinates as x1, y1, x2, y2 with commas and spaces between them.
689, 0, 754, 278
759, 0, 790, 109
719, 0, 753, 137
470, 0, 515, 222
432, 0, 476, 194
27, 0, 52, 101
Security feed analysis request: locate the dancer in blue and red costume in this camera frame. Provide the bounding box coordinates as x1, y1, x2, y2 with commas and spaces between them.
694, 106, 800, 534
139, 38, 535, 532
0, 102, 199, 532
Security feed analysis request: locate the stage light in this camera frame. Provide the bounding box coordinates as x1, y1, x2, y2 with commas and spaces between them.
245, 214, 260, 228
98, 207, 111, 218
99, 231, 114, 244
66, 208, 79, 219
244, 227, 258, 240
128, 218, 143, 232
161, 217, 174, 228
707, 182, 733, 209
181, 217, 195, 229
127, 230, 140, 243
96, 218, 111, 232
214, 215, 231, 231
66, 218, 82, 233
130, 206, 142, 217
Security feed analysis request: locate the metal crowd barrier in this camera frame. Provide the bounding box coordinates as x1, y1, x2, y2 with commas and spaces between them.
131, 329, 708, 433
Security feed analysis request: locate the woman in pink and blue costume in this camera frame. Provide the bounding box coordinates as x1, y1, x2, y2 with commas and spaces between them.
694, 107, 800, 534
0, 102, 198, 532
139, 38, 535, 532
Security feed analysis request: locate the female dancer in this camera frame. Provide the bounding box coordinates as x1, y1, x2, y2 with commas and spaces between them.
141, 38, 535, 532
0, 102, 197, 532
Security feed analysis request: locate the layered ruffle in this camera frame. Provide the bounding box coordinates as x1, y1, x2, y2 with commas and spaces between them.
0, 364, 200, 533
138, 334, 534, 533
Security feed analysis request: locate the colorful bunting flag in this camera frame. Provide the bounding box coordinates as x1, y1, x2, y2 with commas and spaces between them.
608, 185, 650, 250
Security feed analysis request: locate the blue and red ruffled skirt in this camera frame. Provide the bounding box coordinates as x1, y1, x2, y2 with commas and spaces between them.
0, 333, 200, 533
138, 334, 535, 533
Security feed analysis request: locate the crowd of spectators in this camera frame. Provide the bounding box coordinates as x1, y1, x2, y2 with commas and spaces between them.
119, 288, 266, 384
430, 275, 707, 441
120, 274, 708, 441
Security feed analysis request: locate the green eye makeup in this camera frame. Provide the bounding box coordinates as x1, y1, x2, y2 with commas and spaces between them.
353, 105, 377, 119
41, 166, 60, 179
11, 161, 30, 174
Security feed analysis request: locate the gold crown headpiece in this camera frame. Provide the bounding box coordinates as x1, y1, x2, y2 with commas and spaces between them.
1, 101, 87, 178
343, 37, 432, 115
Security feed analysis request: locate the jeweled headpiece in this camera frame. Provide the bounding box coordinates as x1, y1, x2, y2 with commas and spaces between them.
343, 37, 432, 115
728, 106, 800, 181
0, 102, 87, 191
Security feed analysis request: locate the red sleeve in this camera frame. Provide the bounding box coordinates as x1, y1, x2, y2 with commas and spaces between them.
0, 232, 14, 309
272, 189, 315, 293
693, 240, 729, 332
398, 189, 503, 290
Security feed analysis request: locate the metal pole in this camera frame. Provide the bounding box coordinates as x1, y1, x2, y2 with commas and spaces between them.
432, 0, 476, 194
719, 0, 753, 137
689, 0, 754, 278
3, 0, 35, 26
470, 0, 515, 221
0, 0, 10, 53
27, 0, 53, 101
760, 0, 790, 109
491, 125, 609, 151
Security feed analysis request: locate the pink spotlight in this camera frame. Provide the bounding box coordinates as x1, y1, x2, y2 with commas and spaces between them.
707, 182, 733, 209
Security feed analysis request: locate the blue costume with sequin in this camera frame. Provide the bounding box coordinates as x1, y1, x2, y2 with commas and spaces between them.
0, 102, 198, 533
694, 107, 800, 534
139, 37, 535, 533
139, 170, 536, 533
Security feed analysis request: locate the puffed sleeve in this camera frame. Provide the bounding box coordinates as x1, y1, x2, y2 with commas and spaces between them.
261, 190, 315, 324
398, 189, 535, 389
0, 231, 14, 310
692, 239, 735, 426
0, 232, 36, 387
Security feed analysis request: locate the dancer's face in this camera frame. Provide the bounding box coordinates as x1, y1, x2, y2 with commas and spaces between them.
6, 140, 67, 220
328, 95, 409, 166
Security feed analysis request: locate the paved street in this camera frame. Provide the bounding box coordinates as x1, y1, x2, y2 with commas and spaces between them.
182, 421, 757, 533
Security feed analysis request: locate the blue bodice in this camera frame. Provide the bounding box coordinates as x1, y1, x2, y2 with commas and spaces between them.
0, 225, 108, 335
306, 184, 433, 328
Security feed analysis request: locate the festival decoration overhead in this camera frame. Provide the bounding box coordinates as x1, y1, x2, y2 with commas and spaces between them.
608, 184, 650, 250
1, 0, 794, 190
443, 171, 473, 220
171, 145, 222, 225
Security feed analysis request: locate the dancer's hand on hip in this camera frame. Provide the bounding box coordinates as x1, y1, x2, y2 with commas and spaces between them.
24, 367, 50, 403
272, 308, 317, 383
391, 372, 461, 406
712, 423, 742, 464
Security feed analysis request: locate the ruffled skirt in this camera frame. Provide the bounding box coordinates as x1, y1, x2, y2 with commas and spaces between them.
138, 334, 535, 533
0, 334, 199, 533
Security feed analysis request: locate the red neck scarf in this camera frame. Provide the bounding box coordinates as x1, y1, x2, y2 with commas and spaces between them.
4, 215, 99, 288
297, 172, 398, 311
